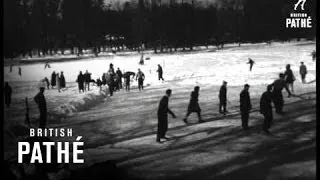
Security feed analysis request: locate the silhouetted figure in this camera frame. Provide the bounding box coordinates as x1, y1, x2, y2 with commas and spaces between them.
18, 67, 22, 76
270, 73, 291, 114
183, 86, 203, 123
60, 71, 66, 88
105, 72, 114, 96
44, 77, 50, 89
96, 78, 102, 91
102, 73, 107, 85
51, 71, 56, 88
34, 87, 47, 128
108, 64, 116, 93
84, 70, 92, 91
123, 71, 135, 92
56, 73, 60, 92
136, 69, 145, 91
157, 89, 176, 143
115, 73, 120, 91
219, 81, 228, 114
311, 50, 316, 61
247, 58, 255, 71
284, 64, 295, 93
139, 53, 144, 65
260, 85, 273, 134
299, 62, 307, 84
116, 68, 123, 89
76, 71, 85, 93
157, 64, 164, 81
4, 82, 12, 108
240, 84, 252, 130
44, 61, 51, 69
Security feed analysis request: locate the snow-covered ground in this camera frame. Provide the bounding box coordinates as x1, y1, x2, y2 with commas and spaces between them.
3, 41, 316, 179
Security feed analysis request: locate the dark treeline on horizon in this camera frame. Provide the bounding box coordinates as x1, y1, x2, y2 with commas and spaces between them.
3, 0, 316, 59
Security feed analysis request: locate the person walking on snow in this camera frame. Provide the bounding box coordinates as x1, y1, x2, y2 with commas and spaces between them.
136, 68, 145, 91
247, 58, 255, 71
116, 68, 123, 89
51, 71, 56, 88
34, 87, 47, 128
240, 84, 252, 130
260, 85, 273, 134
299, 62, 307, 84
123, 71, 135, 92
284, 64, 295, 93
76, 71, 85, 93
219, 81, 228, 114
60, 71, 66, 89
44, 61, 51, 69
4, 82, 12, 108
157, 64, 164, 81
18, 67, 22, 76
183, 86, 204, 123
270, 73, 292, 114
84, 70, 92, 91
44, 77, 50, 90
56, 72, 61, 92
157, 89, 176, 143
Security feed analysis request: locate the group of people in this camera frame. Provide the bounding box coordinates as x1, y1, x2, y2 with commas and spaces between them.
74, 63, 165, 96
49, 71, 66, 92
156, 62, 308, 143
76, 70, 92, 93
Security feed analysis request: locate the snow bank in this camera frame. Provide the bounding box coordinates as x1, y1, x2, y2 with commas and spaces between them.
50, 88, 108, 117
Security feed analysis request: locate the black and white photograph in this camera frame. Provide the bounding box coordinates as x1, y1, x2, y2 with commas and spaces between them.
3, 0, 317, 179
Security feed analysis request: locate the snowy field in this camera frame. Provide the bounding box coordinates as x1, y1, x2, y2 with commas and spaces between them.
3, 41, 316, 179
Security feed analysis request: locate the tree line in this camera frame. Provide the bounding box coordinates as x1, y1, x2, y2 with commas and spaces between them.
3, 0, 316, 59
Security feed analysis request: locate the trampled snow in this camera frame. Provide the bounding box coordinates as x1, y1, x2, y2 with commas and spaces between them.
3, 41, 316, 124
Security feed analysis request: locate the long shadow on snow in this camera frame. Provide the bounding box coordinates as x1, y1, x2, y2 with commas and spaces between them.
116, 101, 315, 165
79, 95, 315, 150
118, 106, 315, 179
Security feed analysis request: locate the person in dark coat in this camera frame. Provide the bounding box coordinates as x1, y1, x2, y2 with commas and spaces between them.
157, 64, 164, 81
157, 89, 176, 143
96, 78, 102, 91
311, 50, 316, 61
105, 72, 114, 96
284, 64, 295, 93
60, 71, 66, 88
270, 73, 292, 114
44, 77, 50, 89
139, 53, 144, 65
240, 84, 252, 130
102, 73, 107, 85
123, 71, 135, 92
18, 67, 22, 76
136, 69, 145, 91
116, 68, 123, 89
108, 64, 115, 92
260, 85, 273, 134
34, 87, 47, 128
84, 70, 92, 91
76, 71, 85, 93
4, 82, 12, 108
51, 71, 56, 88
56, 72, 61, 92
247, 58, 255, 71
219, 81, 228, 114
299, 62, 307, 84
183, 86, 203, 123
